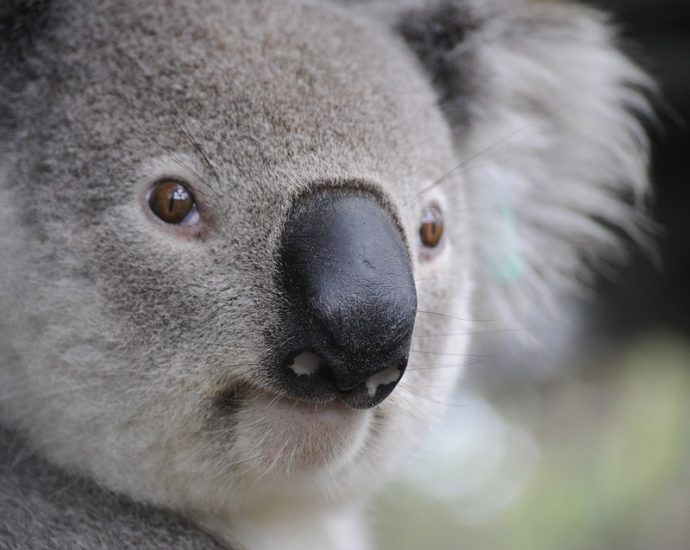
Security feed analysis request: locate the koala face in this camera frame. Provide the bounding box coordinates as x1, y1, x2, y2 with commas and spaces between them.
1, 0, 473, 527
0, 0, 650, 546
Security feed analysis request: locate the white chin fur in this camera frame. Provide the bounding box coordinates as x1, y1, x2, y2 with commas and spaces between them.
235, 394, 372, 474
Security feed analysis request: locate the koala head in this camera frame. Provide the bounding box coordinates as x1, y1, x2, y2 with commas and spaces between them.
0, 0, 651, 546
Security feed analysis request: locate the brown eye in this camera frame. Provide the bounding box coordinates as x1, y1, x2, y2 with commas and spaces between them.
148, 180, 196, 224
420, 206, 444, 248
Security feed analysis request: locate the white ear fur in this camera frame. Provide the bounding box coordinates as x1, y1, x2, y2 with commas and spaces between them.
457, 1, 655, 341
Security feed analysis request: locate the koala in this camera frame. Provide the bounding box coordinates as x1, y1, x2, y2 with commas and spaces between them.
0, 0, 652, 548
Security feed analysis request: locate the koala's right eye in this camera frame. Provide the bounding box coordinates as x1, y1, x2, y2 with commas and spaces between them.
148, 180, 198, 225
419, 205, 444, 248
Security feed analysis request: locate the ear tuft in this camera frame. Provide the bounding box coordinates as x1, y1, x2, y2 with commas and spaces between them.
396, 0, 481, 120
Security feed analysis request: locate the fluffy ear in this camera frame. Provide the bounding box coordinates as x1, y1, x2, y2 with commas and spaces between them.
397, 0, 654, 341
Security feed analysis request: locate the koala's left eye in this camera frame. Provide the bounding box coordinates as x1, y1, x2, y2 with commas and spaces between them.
420, 206, 444, 248
148, 180, 199, 225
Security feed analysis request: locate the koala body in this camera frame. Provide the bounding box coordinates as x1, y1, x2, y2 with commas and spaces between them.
0, 0, 651, 548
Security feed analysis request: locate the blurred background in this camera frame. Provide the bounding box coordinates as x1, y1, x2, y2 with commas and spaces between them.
374, 1, 690, 548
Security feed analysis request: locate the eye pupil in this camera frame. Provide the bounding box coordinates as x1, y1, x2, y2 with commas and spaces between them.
420, 207, 444, 248
149, 180, 194, 224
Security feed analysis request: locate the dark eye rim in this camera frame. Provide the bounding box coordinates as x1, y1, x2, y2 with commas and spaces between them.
419, 204, 444, 249
147, 178, 199, 225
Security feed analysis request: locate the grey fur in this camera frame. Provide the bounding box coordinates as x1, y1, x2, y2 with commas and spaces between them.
0, 426, 226, 549
0, 0, 652, 548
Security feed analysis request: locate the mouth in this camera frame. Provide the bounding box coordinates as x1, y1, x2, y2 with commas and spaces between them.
214, 382, 373, 472
215, 380, 369, 423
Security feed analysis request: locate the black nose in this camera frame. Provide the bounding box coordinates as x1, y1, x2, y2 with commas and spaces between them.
275, 192, 417, 409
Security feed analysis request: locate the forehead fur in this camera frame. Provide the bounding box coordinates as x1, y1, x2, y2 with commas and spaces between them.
4, 0, 455, 226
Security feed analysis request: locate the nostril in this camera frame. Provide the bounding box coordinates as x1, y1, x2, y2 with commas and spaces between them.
364, 363, 403, 398
279, 351, 338, 403
288, 351, 323, 378
338, 357, 409, 410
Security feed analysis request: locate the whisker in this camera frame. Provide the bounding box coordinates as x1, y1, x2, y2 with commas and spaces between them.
406, 357, 486, 372
413, 328, 528, 337
409, 349, 490, 358
397, 386, 468, 409
127, 115, 216, 192
416, 310, 494, 322
154, 97, 223, 189
410, 98, 576, 203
